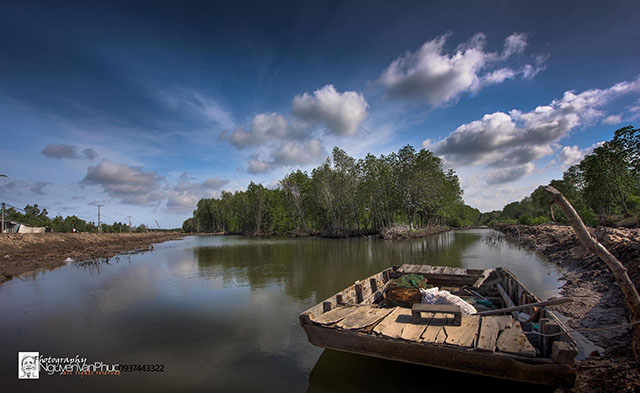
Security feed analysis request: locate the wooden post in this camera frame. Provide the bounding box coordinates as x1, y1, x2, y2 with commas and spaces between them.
544, 185, 640, 358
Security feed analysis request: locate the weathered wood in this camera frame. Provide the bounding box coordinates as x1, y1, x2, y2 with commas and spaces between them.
336, 294, 344, 305
355, 282, 364, 303
322, 301, 332, 313
412, 303, 462, 326
497, 327, 536, 357
420, 313, 449, 343
552, 341, 577, 366
496, 283, 519, 318
473, 268, 494, 288
444, 315, 480, 347
370, 277, 378, 292
474, 297, 573, 316
476, 316, 501, 352
302, 324, 576, 386
310, 306, 358, 325
373, 307, 406, 338
545, 185, 640, 357
336, 306, 393, 330
542, 321, 560, 358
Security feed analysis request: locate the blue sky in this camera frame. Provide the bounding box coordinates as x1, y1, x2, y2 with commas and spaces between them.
1, 0, 639, 228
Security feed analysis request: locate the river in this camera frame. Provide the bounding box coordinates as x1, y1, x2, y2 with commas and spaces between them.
0, 229, 564, 392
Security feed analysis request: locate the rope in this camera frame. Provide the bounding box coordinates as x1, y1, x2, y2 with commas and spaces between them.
529, 320, 640, 337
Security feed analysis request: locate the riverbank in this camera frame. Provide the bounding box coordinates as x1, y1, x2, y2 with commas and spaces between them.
493, 223, 640, 393
0, 232, 185, 284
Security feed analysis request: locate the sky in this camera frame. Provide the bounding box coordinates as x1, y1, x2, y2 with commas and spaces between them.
1, 0, 639, 228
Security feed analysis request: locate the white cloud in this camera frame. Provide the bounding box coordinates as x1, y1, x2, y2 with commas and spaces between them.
379, 32, 541, 106
165, 173, 229, 213
557, 141, 605, 167
426, 77, 640, 184
291, 85, 368, 136
486, 163, 535, 184
81, 160, 164, 205
247, 140, 327, 174
226, 113, 309, 149
602, 114, 623, 125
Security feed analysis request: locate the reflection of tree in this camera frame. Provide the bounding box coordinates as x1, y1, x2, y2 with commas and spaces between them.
193, 231, 482, 304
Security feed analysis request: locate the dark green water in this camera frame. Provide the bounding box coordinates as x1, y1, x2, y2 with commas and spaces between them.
0, 229, 562, 392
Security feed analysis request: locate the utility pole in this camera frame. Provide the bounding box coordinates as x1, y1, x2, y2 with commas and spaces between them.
128, 216, 132, 233
96, 204, 103, 233
1, 202, 5, 234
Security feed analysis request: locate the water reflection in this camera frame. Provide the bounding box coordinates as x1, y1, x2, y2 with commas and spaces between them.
0, 230, 562, 393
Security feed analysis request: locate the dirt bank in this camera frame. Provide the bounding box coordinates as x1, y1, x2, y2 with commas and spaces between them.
494, 224, 640, 393
0, 232, 185, 284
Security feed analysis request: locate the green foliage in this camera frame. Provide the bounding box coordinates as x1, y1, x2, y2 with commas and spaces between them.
185, 145, 476, 234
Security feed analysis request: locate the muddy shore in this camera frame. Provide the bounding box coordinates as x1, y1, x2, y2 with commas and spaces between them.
0, 232, 186, 284
494, 224, 640, 393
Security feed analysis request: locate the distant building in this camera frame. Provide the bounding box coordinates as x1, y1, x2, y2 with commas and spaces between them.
2, 221, 46, 233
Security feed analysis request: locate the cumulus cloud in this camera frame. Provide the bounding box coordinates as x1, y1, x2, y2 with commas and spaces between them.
425, 77, 640, 183
602, 114, 622, 125
486, 163, 535, 184
165, 173, 229, 213
225, 113, 309, 149
557, 141, 605, 167
42, 144, 78, 159
379, 32, 542, 106
81, 160, 164, 205
291, 85, 368, 136
248, 140, 327, 174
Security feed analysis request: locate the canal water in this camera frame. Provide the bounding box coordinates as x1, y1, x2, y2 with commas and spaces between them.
0, 229, 563, 392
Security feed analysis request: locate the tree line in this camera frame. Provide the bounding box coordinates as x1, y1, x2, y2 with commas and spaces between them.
3, 204, 151, 233
183, 146, 482, 235
483, 126, 640, 227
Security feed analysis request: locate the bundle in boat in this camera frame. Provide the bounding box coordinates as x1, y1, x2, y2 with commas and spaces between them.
383, 274, 432, 307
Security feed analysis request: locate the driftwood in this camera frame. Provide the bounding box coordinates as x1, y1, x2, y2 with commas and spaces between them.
474, 297, 573, 316
545, 185, 640, 359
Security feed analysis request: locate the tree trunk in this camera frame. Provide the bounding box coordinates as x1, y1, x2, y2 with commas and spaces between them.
545, 185, 640, 359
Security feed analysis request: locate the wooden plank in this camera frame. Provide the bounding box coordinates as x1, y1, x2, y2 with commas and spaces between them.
427, 266, 440, 274
496, 283, 519, 318
552, 341, 577, 366
442, 266, 454, 275
476, 316, 501, 352
400, 316, 429, 341
420, 313, 449, 343
373, 307, 404, 337
373, 307, 426, 340
451, 267, 467, 275
419, 265, 431, 274
310, 306, 359, 325
336, 306, 394, 330
496, 327, 537, 357
444, 315, 480, 347
355, 282, 363, 303
472, 268, 493, 288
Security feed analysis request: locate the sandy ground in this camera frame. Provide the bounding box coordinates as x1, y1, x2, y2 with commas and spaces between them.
495, 224, 640, 393
0, 232, 185, 284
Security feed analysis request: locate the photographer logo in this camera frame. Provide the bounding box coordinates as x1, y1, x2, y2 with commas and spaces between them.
18, 352, 39, 379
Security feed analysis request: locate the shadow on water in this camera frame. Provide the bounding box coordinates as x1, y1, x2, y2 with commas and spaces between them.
306, 350, 556, 393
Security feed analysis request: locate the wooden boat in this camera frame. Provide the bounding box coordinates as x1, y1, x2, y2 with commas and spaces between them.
299, 264, 578, 386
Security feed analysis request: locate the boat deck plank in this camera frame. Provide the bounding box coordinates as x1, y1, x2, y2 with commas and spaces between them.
336, 306, 393, 330
374, 307, 408, 338
310, 306, 359, 325
420, 313, 449, 343
497, 326, 537, 357
444, 315, 480, 347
